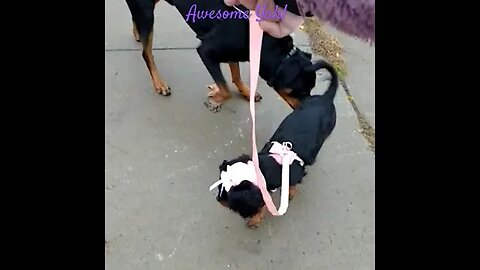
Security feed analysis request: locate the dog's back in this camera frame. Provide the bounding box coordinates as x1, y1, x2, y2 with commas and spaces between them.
260, 60, 339, 165
165, 0, 247, 40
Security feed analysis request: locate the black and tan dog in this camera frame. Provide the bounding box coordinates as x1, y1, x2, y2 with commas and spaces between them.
125, 0, 326, 112
211, 60, 338, 227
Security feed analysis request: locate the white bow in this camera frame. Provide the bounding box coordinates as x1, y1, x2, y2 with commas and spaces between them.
209, 161, 257, 196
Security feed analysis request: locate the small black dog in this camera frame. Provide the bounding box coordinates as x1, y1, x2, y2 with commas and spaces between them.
212, 60, 338, 227
126, 0, 325, 112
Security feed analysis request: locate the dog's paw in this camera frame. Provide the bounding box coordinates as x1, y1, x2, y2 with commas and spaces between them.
236, 85, 262, 102
157, 88, 172, 96
246, 219, 261, 228
246, 213, 264, 228
204, 98, 223, 113
207, 84, 219, 98
204, 84, 232, 112
243, 91, 262, 102
155, 81, 171, 96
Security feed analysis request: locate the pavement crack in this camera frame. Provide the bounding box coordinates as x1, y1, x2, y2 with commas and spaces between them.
341, 80, 375, 153
105, 47, 197, 52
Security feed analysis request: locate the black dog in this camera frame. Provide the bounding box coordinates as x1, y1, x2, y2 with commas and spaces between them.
126, 0, 325, 112
212, 60, 338, 227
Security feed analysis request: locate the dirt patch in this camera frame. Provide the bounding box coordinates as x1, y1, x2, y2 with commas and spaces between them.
302, 18, 348, 80
105, 234, 123, 256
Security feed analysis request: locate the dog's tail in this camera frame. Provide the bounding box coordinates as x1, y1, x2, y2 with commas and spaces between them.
306, 60, 339, 102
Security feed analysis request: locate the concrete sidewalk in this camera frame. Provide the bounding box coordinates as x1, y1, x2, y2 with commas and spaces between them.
324, 25, 375, 128
105, 1, 375, 269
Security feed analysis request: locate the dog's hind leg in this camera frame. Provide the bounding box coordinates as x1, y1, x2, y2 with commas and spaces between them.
228, 62, 262, 102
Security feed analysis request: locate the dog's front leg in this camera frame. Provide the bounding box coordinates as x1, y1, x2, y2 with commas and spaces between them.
289, 185, 298, 200
228, 62, 262, 102
141, 28, 171, 96
247, 206, 267, 228
197, 46, 232, 113
126, 0, 171, 96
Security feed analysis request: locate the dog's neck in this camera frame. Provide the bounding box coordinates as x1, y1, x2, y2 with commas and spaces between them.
259, 35, 295, 86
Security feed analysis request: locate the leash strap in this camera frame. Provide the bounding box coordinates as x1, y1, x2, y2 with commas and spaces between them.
248, 11, 286, 216
269, 141, 305, 214
278, 151, 291, 214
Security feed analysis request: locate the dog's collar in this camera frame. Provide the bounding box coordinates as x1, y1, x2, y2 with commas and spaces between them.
267, 46, 298, 88
209, 161, 257, 196
286, 46, 298, 58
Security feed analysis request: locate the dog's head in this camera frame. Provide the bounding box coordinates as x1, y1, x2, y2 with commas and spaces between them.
215, 155, 265, 219
270, 48, 323, 108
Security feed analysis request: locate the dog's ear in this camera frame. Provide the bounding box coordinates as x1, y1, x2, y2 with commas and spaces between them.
216, 190, 229, 208
232, 180, 254, 191
219, 160, 229, 171
219, 200, 229, 208
287, 39, 294, 49
237, 154, 252, 164
273, 62, 302, 90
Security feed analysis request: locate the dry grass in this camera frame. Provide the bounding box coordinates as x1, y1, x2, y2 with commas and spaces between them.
302, 18, 348, 80
343, 81, 375, 152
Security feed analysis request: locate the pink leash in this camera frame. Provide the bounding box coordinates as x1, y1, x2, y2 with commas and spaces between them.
248, 11, 282, 216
